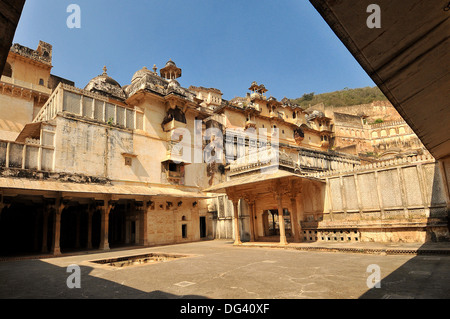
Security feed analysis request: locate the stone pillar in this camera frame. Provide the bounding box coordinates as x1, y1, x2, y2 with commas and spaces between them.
140, 201, 149, 246
252, 203, 259, 241
232, 199, 242, 245
248, 202, 255, 242
87, 205, 94, 250
99, 200, 113, 250
276, 194, 288, 245
289, 196, 300, 242
34, 210, 40, 252
41, 207, 49, 253
51, 198, 64, 256
75, 210, 81, 249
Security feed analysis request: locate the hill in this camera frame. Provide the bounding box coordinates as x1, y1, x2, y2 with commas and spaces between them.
291, 86, 388, 109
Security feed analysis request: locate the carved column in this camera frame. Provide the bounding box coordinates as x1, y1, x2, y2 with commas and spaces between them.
75, 209, 81, 249
289, 196, 300, 243
243, 195, 256, 242
232, 199, 242, 245
0, 200, 3, 227
247, 201, 255, 242
87, 204, 94, 250
99, 198, 113, 250
41, 206, 50, 253
51, 196, 64, 256
251, 200, 258, 241
140, 200, 150, 246
227, 189, 242, 245
276, 193, 288, 245
288, 180, 303, 243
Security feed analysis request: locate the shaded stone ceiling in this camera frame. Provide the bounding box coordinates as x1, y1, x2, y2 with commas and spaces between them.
0, 0, 26, 74
310, 0, 450, 159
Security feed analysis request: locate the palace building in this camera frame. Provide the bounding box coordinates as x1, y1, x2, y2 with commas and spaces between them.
0, 41, 448, 257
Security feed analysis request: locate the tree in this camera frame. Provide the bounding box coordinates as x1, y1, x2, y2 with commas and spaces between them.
302, 92, 315, 101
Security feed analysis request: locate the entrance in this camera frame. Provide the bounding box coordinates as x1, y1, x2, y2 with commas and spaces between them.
262, 209, 292, 238
200, 216, 206, 238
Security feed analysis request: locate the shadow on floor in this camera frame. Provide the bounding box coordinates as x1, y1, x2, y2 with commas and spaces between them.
0, 258, 208, 300
360, 242, 450, 299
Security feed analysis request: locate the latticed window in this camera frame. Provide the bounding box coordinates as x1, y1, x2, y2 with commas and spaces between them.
94, 100, 104, 121
63, 91, 81, 115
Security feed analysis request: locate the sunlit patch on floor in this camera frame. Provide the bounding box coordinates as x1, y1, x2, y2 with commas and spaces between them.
90, 253, 190, 268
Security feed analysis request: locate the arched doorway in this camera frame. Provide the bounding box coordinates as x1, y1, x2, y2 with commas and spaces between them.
262, 209, 292, 238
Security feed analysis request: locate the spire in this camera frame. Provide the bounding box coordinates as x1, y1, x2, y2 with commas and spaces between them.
102, 66, 108, 75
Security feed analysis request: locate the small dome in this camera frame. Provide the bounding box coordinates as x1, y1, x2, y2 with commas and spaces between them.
160, 59, 182, 80
131, 66, 154, 83
167, 78, 180, 91
85, 66, 127, 101
165, 59, 177, 67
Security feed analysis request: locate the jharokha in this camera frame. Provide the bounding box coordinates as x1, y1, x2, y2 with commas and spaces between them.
0, 41, 448, 256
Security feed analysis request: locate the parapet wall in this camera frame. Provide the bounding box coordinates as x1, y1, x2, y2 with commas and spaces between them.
303, 155, 449, 243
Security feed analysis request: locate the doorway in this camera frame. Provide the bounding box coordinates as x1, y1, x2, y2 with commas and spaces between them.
199, 216, 206, 239
262, 209, 292, 237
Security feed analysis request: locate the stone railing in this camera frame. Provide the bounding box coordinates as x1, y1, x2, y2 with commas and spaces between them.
33, 83, 144, 131
0, 139, 55, 172
306, 154, 435, 179
0, 76, 52, 96
369, 120, 406, 129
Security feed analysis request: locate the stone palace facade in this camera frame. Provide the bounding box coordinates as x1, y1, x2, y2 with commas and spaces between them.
0, 41, 448, 256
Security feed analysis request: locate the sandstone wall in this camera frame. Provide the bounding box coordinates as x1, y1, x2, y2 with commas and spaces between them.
308, 156, 449, 242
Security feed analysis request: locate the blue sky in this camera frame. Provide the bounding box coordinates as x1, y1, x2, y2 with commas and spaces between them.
13, 0, 376, 100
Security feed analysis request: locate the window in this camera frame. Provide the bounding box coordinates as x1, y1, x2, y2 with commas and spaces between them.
2, 62, 12, 78
124, 157, 132, 166
39, 78, 45, 86
169, 162, 178, 172
182, 225, 187, 238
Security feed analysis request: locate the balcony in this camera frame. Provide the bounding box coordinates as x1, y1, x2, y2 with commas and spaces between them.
33, 84, 143, 131
163, 118, 187, 132
162, 140, 191, 165
245, 120, 257, 130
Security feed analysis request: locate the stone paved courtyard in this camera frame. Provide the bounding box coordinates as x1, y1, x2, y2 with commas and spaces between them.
0, 240, 449, 299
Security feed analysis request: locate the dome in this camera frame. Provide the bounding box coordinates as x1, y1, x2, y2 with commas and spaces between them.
85, 66, 127, 101
165, 60, 177, 67
160, 59, 182, 80
131, 66, 155, 83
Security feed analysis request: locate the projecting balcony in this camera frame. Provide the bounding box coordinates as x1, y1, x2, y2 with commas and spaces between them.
162, 141, 191, 165
319, 125, 333, 133
245, 120, 257, 130
321, 140, 330, 148
163, 119, 187, 132
250, 93, 265, 101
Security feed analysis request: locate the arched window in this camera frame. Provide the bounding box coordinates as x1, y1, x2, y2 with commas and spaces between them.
2, 62, 12, 78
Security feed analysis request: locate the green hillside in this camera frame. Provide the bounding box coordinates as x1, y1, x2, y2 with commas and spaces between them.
291, 86, 388, 109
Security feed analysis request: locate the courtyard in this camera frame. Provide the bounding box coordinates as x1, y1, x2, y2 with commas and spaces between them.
0, 240, 448, 300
